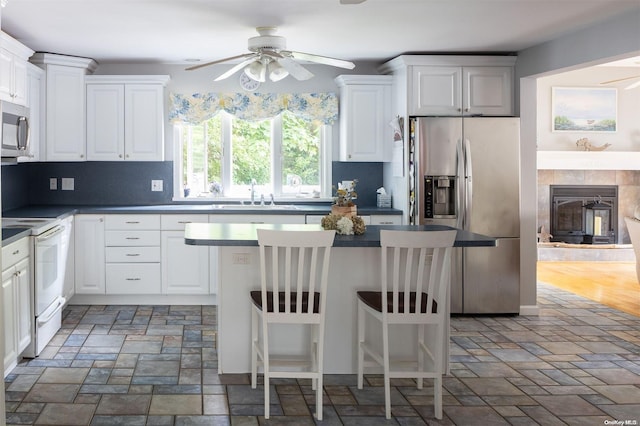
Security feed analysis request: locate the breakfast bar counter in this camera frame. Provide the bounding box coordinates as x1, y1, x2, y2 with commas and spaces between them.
185, 223, 496, 374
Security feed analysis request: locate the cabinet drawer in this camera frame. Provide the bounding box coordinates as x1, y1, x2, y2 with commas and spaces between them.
105, 246, 161, 263
105, 230, 160, 246
370, 215, 402, 225
105, 214, 160, 230
106, 263, 161, 294
2, 237, 30, 267
161, 214, 206, 230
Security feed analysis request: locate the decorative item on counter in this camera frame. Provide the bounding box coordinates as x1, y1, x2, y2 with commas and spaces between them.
323, 179, 366, 235
321, 214, 366, 235
331, 179, 358, 217
576, 137, 612, 151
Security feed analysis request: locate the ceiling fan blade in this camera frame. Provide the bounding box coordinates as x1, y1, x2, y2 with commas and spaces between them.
185, 53, 256, 71
214, 55, 260, 81
288, 51, 355, 69
600, 75, 640, 85
277, 57, 314, 81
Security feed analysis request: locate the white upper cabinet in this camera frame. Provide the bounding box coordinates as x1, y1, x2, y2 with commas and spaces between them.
30, 53, 97, 162
381, 55, 516, 117
335, 75, 393, 162
86, 76, 169, 161
0, 32, 34, 106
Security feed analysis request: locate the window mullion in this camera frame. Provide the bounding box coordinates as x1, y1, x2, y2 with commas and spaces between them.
272, 115, 283, 197
221, 113, 232, 197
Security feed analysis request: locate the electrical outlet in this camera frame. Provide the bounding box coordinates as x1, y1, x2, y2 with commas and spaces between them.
49, 178, 58, 190
151, 180, 163, 191
232, 253, 250, 265
61, 178, 74, 191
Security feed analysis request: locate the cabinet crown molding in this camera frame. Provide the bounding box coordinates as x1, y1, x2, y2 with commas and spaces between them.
1, 31, 34, 59
30, 52, 98, 73
379, 54, 517, 73
85, 75, 171, 86
335, 74, 393, 86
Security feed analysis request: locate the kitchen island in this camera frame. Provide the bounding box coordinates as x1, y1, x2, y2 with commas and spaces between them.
185, 223, 496, 374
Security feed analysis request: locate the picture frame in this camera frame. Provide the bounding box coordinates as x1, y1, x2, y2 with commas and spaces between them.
552, 87, 617, 132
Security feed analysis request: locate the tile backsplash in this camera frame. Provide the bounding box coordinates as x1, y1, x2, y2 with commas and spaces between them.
1, 161, 173, 211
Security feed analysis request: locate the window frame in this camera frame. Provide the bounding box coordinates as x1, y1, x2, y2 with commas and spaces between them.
173, 111, 333, 201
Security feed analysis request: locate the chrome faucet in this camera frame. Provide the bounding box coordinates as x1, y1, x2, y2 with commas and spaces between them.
250, 179, 257, 205
269, 193, 275, 206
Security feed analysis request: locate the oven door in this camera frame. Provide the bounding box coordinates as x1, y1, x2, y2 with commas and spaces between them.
34, 225, 64, 316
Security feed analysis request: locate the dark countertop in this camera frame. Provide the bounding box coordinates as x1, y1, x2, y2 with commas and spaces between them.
184, 223, 497, 248
2, 204, 401, 218
1, 228, 32, 246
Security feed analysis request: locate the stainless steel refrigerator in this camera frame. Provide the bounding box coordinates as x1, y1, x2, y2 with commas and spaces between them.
410, 117, 520, 314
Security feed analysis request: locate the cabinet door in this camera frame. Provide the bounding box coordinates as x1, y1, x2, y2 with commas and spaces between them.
12, 58, 28, 106
161, 231, 210, 294
0, 49, 13, 101
74, 215, 106, 294
410, 66, 462, 116
125, 84, 164, 161
15, 258, 32, 354
2, 267, 17, 374
463, 66, 513, 116
339, 84, 391, 161
86, 84, 125, 161
45, 65, 87, 161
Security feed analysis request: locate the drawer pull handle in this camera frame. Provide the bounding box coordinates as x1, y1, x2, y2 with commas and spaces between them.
126, 221, 140, 224
125, 237, 140, 240
126, 278, 141, 281
126, 254, 140, 257
12, 250, 19, 255
178, 221, 192, 224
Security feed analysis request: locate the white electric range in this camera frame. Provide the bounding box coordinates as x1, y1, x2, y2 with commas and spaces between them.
2, 217, 67, 357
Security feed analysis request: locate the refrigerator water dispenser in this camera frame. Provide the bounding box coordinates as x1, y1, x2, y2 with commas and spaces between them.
424, 176, 456, 218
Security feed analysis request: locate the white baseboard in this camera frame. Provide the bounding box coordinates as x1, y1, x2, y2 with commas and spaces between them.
519, 305, 540, 316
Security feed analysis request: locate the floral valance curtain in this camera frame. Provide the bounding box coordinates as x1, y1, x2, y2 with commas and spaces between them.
169, 92, 338, 125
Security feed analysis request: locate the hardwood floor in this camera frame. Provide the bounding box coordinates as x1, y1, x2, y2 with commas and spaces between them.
537, 261, 640, 316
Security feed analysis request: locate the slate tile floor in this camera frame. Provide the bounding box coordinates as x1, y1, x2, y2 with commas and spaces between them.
4, 283, 640, 425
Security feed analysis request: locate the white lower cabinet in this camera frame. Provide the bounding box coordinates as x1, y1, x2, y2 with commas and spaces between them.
74, 215, 106, 294
161, 214, 210, 295
2, 238, 31, 377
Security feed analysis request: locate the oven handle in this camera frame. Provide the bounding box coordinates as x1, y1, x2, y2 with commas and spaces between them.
37, 296, 66, 326
35, 225, 64, 242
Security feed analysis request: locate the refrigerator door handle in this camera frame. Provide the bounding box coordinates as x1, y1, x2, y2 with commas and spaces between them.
464, 138, 473, 229
456, 138, 464, 229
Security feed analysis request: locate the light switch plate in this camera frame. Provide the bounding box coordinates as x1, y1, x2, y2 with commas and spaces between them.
61, 178, 74, 191
49, 178, 57, 190
151, 180, 163, 191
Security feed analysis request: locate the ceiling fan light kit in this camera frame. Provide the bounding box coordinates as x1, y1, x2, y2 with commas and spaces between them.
187, 27, 355, 84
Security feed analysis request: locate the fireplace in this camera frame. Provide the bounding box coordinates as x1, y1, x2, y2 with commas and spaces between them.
550, 185, 618, 244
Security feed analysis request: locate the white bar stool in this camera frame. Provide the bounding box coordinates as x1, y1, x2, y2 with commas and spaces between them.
250, 228, 336, 420
356, 229, 456, 419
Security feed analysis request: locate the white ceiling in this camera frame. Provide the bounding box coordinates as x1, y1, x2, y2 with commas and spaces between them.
1, 0, 639, 66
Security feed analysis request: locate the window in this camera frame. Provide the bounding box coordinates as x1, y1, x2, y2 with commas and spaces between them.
176, 111, 331, 199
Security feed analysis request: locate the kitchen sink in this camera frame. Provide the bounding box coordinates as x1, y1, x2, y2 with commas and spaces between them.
212, 204, 299, 210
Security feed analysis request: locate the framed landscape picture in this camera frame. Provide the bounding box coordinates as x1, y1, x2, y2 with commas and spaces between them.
552, 87, 617, 132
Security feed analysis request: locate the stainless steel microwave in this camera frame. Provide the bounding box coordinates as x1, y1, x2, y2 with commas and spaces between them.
1, 101, 30, 159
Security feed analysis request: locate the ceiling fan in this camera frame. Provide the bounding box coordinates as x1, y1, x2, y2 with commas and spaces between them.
186, 27, 355, 83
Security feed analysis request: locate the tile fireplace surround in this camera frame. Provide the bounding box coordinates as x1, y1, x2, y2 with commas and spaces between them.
538, 169, 640, 261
